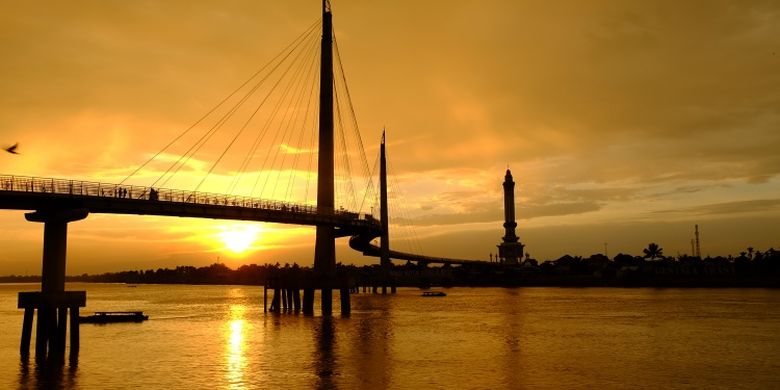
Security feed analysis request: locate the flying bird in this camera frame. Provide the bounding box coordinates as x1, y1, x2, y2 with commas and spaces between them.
4, 143, 20, 154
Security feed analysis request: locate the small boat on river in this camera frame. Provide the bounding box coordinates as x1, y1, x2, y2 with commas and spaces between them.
422, 291, 447, 297
79, 311, 149, 324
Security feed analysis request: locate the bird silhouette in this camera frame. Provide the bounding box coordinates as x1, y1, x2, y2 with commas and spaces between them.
4, 143, 20, 154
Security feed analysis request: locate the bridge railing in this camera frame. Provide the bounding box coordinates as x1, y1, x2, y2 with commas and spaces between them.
0, 174, 374, 222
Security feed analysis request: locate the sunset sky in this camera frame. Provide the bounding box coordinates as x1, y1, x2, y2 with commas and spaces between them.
1, 1, 778, 274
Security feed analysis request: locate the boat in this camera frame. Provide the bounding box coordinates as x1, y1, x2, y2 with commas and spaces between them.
79, 311, 149, 324
421, 291, 446, 297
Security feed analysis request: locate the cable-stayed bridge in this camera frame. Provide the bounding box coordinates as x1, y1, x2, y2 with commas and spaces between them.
2, 1, 491, 360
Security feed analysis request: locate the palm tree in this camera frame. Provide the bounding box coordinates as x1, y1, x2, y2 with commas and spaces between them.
643, 243, 664, 260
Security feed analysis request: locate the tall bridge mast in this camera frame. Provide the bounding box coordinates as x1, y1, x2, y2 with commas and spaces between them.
380, 130, 390, 269
313, 0, 337, 314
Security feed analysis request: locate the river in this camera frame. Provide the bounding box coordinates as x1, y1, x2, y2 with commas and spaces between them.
1, 283, 778, 389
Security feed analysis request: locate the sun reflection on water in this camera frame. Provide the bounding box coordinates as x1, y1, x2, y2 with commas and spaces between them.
225, 304, 248, 389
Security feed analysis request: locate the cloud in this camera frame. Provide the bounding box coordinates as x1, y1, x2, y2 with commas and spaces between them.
400, 199, 602, 227
280, 144, 314, 155
653, 198, 780, 216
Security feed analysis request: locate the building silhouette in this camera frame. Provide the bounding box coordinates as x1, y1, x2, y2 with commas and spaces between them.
497, 169, 524, 264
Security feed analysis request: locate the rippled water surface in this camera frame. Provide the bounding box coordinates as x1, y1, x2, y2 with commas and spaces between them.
1, 283, 779, 389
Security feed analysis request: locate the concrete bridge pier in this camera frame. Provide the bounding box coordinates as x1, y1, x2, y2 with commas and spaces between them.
19, 291, 85, 360
286, 289, 294, 311
320, 288, 332, 315
263, 285, 268, 313
269, 288, 281, 313
292, 289, 301, 311
20, 208, 88, 359
303, 288, 314, 315
339, 288, 350, 315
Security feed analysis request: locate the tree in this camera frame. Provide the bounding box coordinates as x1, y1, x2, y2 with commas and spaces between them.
643, 243, 664, 260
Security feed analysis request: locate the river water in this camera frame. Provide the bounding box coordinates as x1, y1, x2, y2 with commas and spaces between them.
1, 283, 778, 389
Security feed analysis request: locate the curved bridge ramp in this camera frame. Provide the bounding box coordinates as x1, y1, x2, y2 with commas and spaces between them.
349, 234, 491, 266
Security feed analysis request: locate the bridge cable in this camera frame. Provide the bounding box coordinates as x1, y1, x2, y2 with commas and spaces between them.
155, 23, 320, 190
251, 39, 319, 197
267, 41, 321, 200
334, 86, 357, 210
214, 32, 318, 196
119, 19, 320, 187
283, 54, 320, 202
303, 89, 320, 205
333, 35, 373, 183
386, 148, 425, 255
359, 149, 381, 218
227, 33, 319, 196
251, 39, 320, 198
333, 36, 373, 212
194, 28, 320, 193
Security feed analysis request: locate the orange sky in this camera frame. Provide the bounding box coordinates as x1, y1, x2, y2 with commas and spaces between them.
1, 1, 778, 274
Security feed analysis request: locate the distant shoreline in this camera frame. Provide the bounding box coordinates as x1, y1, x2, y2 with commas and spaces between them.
1, 277, 777, 289
2, 251, 777, 289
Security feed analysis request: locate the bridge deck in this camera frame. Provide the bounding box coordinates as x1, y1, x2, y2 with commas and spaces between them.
0, 174, 380, 236
0, 174, 491, 265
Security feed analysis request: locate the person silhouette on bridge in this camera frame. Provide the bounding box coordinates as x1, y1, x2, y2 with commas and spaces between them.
149, 188, 158, 201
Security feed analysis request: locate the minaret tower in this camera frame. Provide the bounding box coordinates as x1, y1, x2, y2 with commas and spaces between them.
497, 169, 524, 264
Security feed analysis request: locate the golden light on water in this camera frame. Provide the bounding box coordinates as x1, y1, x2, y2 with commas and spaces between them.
226, 303, 248, 389
229, 319, 245, 349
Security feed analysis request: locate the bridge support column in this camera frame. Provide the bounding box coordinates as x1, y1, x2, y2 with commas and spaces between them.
18, 292, 85, 360
69, 306, 80, 353
56, 307, 67, 353
21, 209, 87, 359
263, 285, 268, 313
339, 288, 350, 316
270, 289, 281, 313
320, 288, 332, 315
293, 289, 301, 312
303, 288, 314, 315
34, 305, 50, 357
20, 308, 33, 355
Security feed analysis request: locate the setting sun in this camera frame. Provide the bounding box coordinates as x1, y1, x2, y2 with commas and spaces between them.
218, 226, 261, 254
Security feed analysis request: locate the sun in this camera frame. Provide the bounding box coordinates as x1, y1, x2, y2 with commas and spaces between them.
218, 226, 260, 254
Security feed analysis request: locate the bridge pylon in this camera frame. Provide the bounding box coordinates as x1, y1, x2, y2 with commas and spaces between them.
379, 130, 395, 294
311, 0, 350, 315
19, 208, 88, 360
